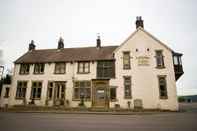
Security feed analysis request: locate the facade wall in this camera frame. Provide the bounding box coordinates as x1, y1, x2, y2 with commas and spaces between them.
7, 29, 179, 111
110, 29, 178, 110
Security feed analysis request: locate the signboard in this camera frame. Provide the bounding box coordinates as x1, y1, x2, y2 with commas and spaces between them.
136, 56, 150, 66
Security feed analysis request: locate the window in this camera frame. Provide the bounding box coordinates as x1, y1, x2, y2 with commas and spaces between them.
31, 81, 42, 99
155, 50, 165, 68
73, 81, 91, 100
47, 82, 53, 100
158, 76, 168, 99
97, 61, 115, 78
4, 87, 9, 98
110, 86, 117, 101
34, 63, 45, 74
78, 62, 90, 73
124, 76, 132, 98
54, 62, 66, 74
19, 64, 30, 74
123, 52, 131, 69
16, 81, 27, 99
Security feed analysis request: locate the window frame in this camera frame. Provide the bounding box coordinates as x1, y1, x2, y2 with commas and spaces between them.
31, 81, 42, 100
97, 60, 115, 78
123, 76, 132, 99
34, 63, 45, 74
77, 62, 90, 74
54, 62, 66, 74
155, 50, 165, 68
4, 87, 10, 98
73, 81, 91, 101
19, 64, 30, 75
158, 75, 168, 99
109, 86, 117, 101
123, 51, 131, 70
15, 81, 28, 99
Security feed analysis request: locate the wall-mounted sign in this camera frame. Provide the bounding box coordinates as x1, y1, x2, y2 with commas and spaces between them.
136, 56, 150, 66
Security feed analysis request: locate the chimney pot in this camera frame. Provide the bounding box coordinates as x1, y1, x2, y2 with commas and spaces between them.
135, 16, 144, 29
96, 34, 101, 49
58, 37, 64, 49
28, 40, 36, 51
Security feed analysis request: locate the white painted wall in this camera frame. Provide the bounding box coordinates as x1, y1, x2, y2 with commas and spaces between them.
7, 28, 178, 111
110, 28, 178, 110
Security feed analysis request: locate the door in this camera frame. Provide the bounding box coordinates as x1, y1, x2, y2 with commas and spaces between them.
54, 81, 66, 106
92, 80, 109, 108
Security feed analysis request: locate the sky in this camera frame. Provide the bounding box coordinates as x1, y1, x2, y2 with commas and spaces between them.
0, 0, 197, 95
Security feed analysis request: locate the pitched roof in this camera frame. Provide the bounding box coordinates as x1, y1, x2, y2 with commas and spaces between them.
15, 46, 118, 64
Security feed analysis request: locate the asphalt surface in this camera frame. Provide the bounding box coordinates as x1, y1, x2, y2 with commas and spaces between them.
0, 103, 197, 131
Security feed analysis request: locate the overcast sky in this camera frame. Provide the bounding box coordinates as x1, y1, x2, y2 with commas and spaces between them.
0, 0, 197, 95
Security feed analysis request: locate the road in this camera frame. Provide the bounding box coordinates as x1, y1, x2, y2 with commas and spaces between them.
0, 103, 197, 131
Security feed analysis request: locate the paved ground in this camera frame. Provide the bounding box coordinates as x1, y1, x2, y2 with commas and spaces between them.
0, 103, 197, 131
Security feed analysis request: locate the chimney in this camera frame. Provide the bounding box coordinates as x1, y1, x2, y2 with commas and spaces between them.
96, 34, 101, 49
58, 37, 64, 49
135, 16, 144, 29
28, 40, 36, 51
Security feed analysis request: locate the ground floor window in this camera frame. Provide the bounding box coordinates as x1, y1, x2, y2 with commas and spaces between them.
110, 86, 117, 101
124, 76, 132, 99
16, 81, 27, 99
31, 81, 42, 99
4, 87, 10, 98
47, 81, 54, 100
158, 76, 168, 99
73, 81, 91, 100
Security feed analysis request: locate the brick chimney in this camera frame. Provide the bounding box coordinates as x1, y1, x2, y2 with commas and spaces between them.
28, 40, 36, 51
135, 16, 144, 29
58, 37, 64, 49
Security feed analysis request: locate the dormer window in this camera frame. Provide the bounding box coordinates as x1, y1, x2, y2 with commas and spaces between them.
34, 63, 45, 74
155, 50, 165, 68
19, 64, 30, 74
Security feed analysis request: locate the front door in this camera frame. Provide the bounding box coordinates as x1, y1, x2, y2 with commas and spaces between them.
54, 81, 66, 106
92, 80, 109, 108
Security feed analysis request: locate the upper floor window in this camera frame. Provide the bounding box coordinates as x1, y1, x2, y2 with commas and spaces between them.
16, 81, 27, 99
155, 50, 165, 68
97, 61, 115, 78
78, 62, 90, 74
158, 76, 168, 99
124, 76, 132, 99
34, 63, 45, 74
19, 64, 30, 74
31, 81, 42, 99
54, 62, 66, 74
123, 52, 131, 69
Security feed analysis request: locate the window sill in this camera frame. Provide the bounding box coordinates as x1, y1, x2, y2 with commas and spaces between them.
54, 73, 66, 75
155, 66, 165, 69
19, 73, 29, 75
33, 73, 44, 75
160, 96, 168, 99
30, 98, 41, 100
77, 72, 90, 74
15, 97, 25, 100
110, 99, 118, 102
72, 98, 91, 101
123, 68, 131, 70
124, 96, 132, 99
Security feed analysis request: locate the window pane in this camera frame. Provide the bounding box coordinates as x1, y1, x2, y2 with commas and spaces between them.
110, 88, 116, 100
158, 76, 168, 99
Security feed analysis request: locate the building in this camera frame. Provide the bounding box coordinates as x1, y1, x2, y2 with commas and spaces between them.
0, 17, 183, 111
